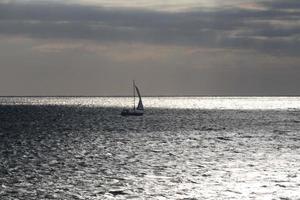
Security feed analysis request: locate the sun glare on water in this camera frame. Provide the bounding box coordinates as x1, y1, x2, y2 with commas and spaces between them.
1, 97, 300, 110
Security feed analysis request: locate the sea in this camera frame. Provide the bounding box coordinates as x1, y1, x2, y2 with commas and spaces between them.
0, 97, 299, 200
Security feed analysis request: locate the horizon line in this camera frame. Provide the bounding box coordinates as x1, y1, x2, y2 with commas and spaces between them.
1, 95, 300, 97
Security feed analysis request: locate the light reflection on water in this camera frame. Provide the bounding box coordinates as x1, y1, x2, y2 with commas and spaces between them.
0, 97, 300, 199
1, 96, 300, 110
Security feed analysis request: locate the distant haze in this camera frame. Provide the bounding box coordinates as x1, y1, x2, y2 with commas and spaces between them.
0, 0, 300, 96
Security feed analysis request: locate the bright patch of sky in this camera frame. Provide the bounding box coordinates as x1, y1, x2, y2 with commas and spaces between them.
72, 0, 271, 11
3, 0, 269, 11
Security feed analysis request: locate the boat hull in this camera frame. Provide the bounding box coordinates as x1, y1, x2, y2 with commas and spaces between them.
121, 109, 144, 116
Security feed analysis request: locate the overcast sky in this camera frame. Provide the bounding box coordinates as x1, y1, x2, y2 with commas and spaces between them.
0, 0, 300, 96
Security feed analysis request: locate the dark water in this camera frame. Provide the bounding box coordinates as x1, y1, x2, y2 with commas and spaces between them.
0, 98, 300, 199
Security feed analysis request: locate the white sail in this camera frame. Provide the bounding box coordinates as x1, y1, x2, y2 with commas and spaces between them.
135, 85, 144, 110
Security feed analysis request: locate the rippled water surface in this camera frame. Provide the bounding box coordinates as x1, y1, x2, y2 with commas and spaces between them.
0, 97, 300, 199
1, 96, 300, 110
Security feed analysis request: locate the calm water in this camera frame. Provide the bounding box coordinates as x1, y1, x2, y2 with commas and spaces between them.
0, 97, 300, 199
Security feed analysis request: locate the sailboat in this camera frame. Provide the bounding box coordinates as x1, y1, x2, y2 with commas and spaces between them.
121, 81, 144, 116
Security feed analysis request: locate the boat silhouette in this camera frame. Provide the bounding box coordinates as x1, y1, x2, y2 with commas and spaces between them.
121, 81, 144, 116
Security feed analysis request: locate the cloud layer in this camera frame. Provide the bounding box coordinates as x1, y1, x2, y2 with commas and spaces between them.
1, 0, 300, 55
0, 0, 300, 95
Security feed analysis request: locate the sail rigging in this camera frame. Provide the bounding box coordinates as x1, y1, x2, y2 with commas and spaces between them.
135, 85, 144, 110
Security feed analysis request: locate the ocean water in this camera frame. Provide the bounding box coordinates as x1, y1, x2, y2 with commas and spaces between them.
0, 97, 300, 200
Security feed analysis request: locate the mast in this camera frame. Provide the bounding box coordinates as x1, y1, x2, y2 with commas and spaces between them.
133, 80, 135, 110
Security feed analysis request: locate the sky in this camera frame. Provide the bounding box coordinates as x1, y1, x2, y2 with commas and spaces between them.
0, 0, 300, 96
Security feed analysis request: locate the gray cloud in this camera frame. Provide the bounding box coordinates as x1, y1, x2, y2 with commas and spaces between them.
1, 1, 300, 55
263, 0, 300, 10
